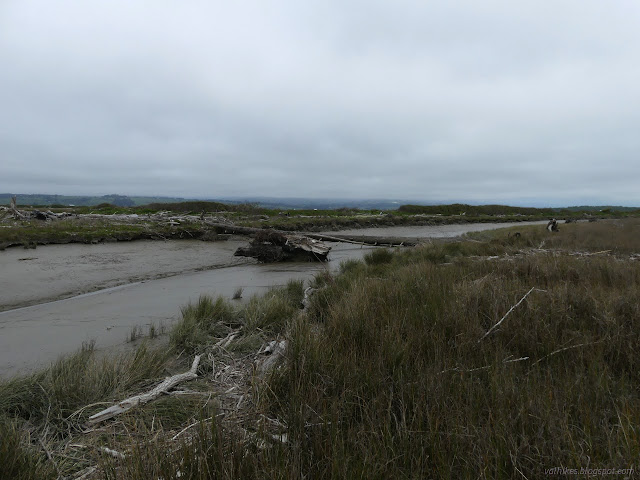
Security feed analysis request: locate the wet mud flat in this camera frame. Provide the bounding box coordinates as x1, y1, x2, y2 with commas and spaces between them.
0, 239, 251, 312
0, 240, 375, 377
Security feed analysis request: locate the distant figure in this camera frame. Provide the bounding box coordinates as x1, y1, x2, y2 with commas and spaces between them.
547, 218, 559, 232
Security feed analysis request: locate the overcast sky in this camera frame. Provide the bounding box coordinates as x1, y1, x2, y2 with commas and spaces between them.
1, 1, 639, 206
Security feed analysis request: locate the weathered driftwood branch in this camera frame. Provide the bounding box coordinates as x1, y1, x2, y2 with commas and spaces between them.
214, 331, 240, 350
100, 447, 126, 459
257, 340, 287, 374
301, 287, 315, 310
72, 467, 98, 480
479, 287, 536, 341
88, 355, 201, 424
9, 195, 27, 220
304, 232, 417, 247
529, 341, 602, 368
204, 221, 415, 247
5, 196, 67, 222
38, 437, 62, 478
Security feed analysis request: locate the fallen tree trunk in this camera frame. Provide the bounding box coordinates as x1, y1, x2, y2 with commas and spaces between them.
88, 355, 201, 425
204, 221, 416, 247
234, 230, 331, 262
304, 232, 417, 247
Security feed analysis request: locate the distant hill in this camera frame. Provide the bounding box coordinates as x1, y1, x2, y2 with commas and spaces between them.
398, 203, 640, 216
398, 203, 555, 216
216, 197, 404, 210
563, 206, 640, 212
2, 193, 638, 213
0, 194, 190, 207
0, 194, 406, 210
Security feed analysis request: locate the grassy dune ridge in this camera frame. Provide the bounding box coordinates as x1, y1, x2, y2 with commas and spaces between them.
1, 220, 639, 478
3, 200, 632, 250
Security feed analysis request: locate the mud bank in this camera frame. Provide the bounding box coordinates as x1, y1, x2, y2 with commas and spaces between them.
0, 239, 251, 312
0, 241, 375, 377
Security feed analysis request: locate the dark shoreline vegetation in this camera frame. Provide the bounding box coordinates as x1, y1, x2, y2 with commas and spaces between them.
1, 200, 636, 250
2, 220, 639, 479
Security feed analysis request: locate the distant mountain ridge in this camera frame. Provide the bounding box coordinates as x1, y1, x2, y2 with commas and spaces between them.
217, 197, 404, 210
0, 194, 406, 210
1, 193, 638, 212
0, 194, 188, 207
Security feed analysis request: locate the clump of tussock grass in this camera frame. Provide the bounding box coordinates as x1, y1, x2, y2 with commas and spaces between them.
232, 287, 243, 300
363, 247, 394, 265
148, 321, 166, 339
0, 342, 169, 436
0, 417, 57, 480
243, 279, 304, 334
128, 324, 143, 342
0, 342, 171, 478
170, 280, 305, 354
170, 295, 239, 354
242, 293, 295, 334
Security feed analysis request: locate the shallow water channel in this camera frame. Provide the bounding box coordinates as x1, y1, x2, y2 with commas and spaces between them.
0, 221, 545, 377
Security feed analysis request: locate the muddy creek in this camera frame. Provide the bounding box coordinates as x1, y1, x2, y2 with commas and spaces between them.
0, 222, 545, 377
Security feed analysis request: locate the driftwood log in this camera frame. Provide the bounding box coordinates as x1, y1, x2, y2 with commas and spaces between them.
5, 196, 69, 222
9, 196, 27, 220
235, 230, 331, 262
205, 221, 417, 247
88, 355, 201, 424
306, 232, 417, 247
257, 340, 287, 374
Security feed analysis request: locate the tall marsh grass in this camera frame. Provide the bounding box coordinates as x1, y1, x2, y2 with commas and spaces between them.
259, 223, 640, 478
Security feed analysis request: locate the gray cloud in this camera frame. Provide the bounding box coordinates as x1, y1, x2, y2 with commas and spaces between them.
1, 0, 640, 205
